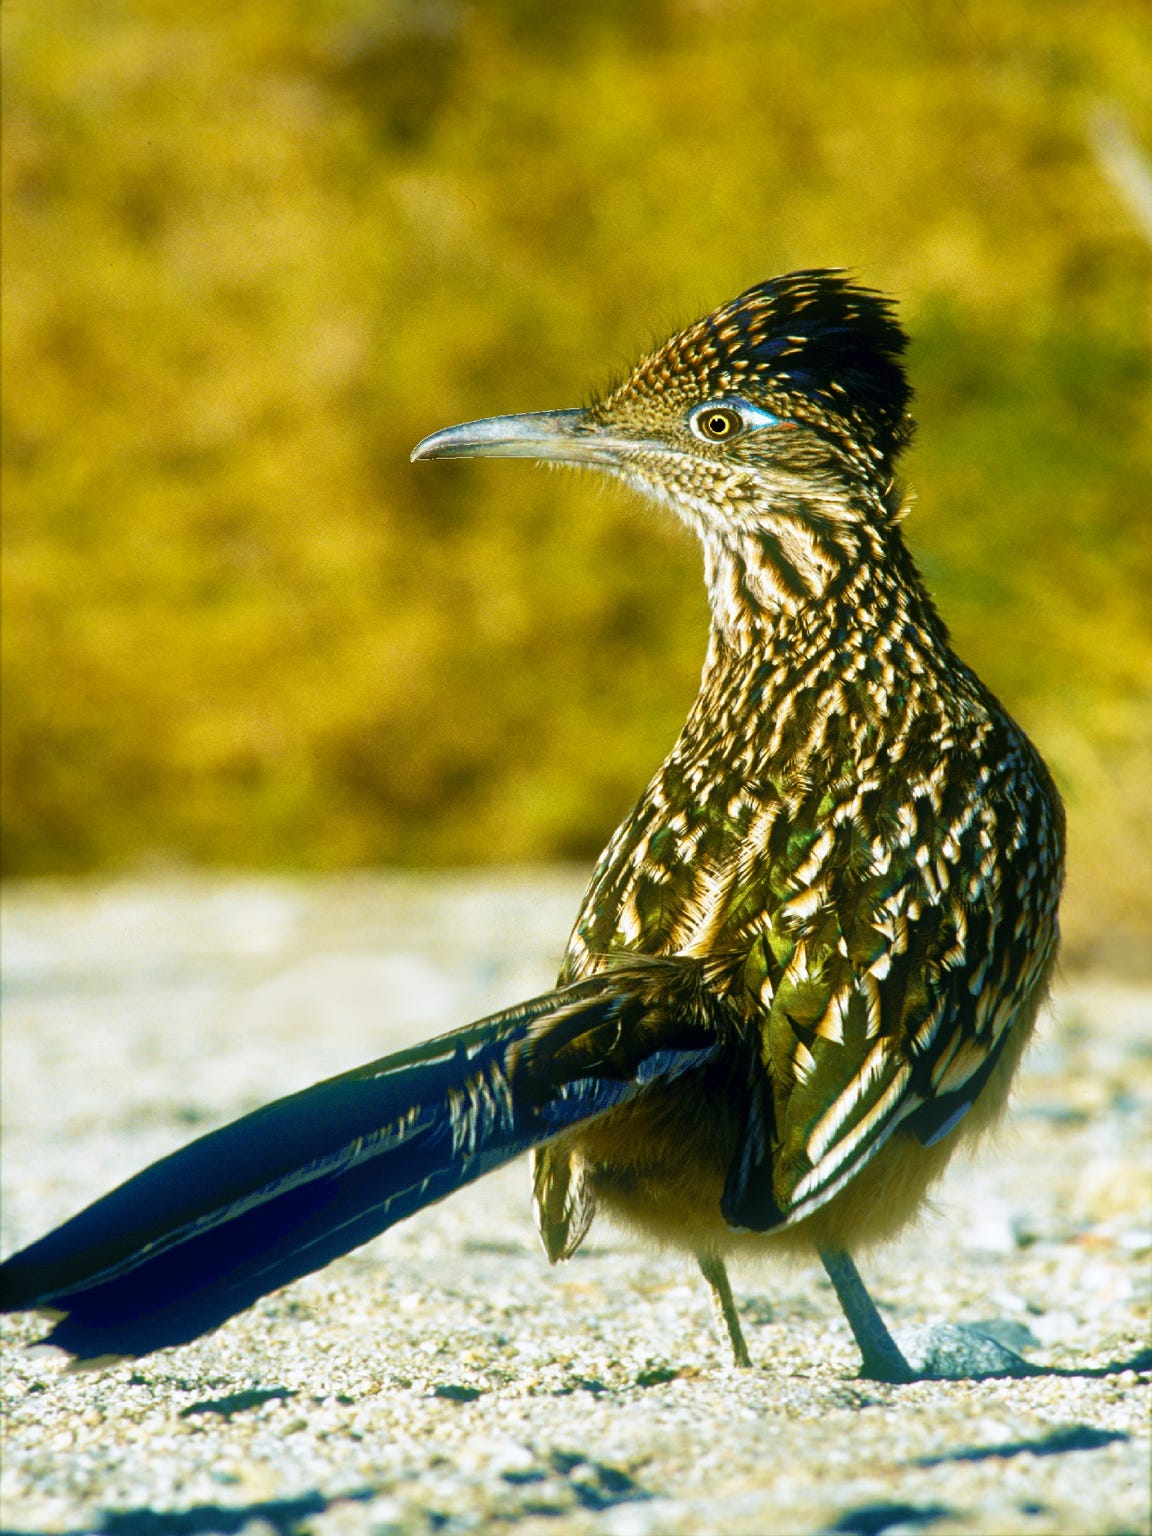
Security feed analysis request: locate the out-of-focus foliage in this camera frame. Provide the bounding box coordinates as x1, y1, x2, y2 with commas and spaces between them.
3, 0, 1150, 963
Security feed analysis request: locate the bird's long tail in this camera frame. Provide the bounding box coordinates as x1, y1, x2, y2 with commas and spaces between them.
0, 958, 725, 1362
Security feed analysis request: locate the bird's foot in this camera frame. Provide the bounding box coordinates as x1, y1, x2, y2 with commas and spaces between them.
870, 1323, 1038, 1383
819, 1249, 1038, 1384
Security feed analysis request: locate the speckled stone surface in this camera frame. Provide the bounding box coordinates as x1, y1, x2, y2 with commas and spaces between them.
2, 873, 1149, 1536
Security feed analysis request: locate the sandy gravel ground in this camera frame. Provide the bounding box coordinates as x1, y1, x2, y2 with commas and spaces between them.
1, 872, 1149, 1536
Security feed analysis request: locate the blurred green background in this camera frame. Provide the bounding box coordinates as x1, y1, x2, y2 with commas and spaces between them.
3, 0, 1150, 968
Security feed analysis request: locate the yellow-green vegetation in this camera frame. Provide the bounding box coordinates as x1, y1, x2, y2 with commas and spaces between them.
3, 0, 1150, 964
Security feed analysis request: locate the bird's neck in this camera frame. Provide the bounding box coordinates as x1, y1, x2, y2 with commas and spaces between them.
698, 513, 951, 692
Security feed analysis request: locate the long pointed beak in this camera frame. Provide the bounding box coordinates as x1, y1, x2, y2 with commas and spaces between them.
411, 409, 621, 467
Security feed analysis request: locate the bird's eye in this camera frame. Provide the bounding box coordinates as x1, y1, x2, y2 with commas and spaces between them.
690, 405, 745, 442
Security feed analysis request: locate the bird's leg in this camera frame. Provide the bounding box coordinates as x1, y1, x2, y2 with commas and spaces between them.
819, 1247, 1036, 1382
698, 1252, 754, 1368
818, 1247, 916, 1384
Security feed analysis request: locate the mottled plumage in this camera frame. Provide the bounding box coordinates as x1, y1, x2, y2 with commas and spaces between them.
530, 274, 1063, 1367
0, 272, 1063, 1380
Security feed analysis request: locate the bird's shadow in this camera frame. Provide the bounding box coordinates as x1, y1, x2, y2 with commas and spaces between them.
1015, 1344, 1152, 1381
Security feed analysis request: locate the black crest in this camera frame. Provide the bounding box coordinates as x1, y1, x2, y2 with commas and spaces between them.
694, 269, 913, 462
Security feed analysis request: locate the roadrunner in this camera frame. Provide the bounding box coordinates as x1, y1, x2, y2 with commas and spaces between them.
0, 271, 1064, 1380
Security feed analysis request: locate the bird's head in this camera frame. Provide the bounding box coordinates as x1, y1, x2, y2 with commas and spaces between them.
413, 270, 915, 625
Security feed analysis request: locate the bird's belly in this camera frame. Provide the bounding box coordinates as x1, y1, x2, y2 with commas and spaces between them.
560, 1017, 1032, 1264
574, 1077, 739, 1252
579, 1111, 962, 1261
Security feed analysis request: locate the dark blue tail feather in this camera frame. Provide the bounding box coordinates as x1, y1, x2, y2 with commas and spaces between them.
0, 964, 724, 1360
